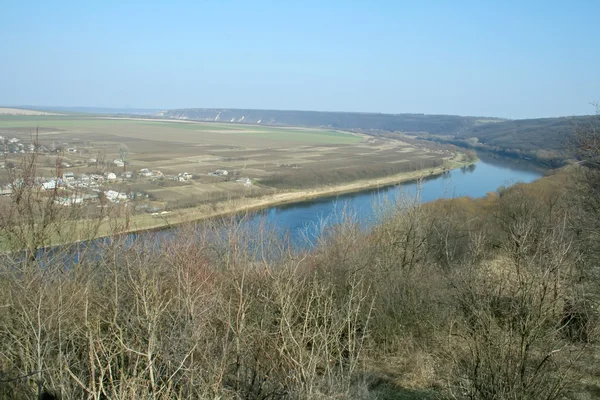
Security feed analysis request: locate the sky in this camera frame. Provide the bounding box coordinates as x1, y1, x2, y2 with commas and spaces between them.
0, 0, 598, 119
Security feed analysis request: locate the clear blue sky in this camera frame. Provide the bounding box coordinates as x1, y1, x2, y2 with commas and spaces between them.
1, 0, 598, 118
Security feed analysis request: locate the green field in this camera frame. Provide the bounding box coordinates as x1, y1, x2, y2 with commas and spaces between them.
0, 116, 362, 145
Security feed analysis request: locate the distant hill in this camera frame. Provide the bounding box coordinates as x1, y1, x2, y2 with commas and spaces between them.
159, 108, 599, 166
15, 106, 162, 116
427, 115, 600, 167
158, 108, 491, 136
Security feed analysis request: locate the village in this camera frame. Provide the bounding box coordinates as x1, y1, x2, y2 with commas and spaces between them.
0, 117, 454, 216
0, 134, 253, 212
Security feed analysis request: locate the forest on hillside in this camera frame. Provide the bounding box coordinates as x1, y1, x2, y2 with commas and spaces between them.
424, 114, 600, 167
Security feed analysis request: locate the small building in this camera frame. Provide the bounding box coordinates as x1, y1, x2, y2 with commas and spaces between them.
62, 172, 75, 182
114, 159, 125, 167
178, 172, 193, 181
122, 171, 133, 179
42, 180, 58, 190
139, 168, 152, 177
104, 190, 128, 202
106, 172, 117, 181
0, 185, 12, 196
236, 177, 252, 186
55, 196, 84, 206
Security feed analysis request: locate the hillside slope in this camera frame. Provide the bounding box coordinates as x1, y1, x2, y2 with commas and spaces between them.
158, 108, 484, 135
428, 115, 600, 166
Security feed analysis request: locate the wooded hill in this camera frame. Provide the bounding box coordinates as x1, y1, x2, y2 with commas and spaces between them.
426, 115, 600, 167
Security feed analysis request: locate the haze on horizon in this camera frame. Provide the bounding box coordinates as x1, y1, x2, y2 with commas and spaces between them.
1, 0, 598, 119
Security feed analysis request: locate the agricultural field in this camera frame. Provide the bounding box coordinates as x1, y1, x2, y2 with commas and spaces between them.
0, 116, 454, 211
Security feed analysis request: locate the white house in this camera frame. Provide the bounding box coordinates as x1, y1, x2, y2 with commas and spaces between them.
114, 159, 125, 167
42, 180, 58, 190
178, 172, 193, 181
104, 190, 128, 202
55, 196, 84, 206
106, 172, 117, 181
236, 177, 252, 186
139, 168, 152, 177
62, 172, 75, 182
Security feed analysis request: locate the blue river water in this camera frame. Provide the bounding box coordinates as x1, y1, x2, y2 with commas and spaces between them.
35, 154, 545, 261
244, 155, 544, 247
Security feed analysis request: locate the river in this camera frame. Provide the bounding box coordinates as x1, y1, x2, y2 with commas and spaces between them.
35, 155, 545, 260
244, 154, 545, 248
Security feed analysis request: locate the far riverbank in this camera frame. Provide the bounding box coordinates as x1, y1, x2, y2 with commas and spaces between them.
67, 154, 477, 245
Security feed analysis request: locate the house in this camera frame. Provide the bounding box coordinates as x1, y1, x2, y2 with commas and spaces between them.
122, 171, 133, 179
88, 158, 97, 164
236, 177, 252, 186
104, 190, 119, 201
106, 172, 117, 181
8, 138, 20, 144
209, 169, 229, 177
90, 174, 104, 182
42, 180, 58, 190
114, 159, 125, 167
62, 172, 75, 182
178, 172, 193, 181
0, 185, 12, 196
55, 196, 84, 206
139, 168, 152, 177
104, 190, 128, 202
67, 148, 77, 153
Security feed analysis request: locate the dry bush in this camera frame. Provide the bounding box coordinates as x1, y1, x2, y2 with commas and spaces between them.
1, 137, 599, 399
446, 189, 589, 400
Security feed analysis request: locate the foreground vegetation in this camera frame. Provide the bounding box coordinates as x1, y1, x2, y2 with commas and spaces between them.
0, 129, 599, 399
